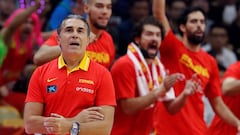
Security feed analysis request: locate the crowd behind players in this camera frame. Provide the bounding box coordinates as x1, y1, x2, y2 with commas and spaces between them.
1, 0, 240, 134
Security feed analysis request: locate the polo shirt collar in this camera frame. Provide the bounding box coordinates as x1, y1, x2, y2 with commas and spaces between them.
58, 53, 90, 72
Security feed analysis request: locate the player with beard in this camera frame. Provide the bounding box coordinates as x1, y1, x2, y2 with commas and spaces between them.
152, 0, 240, 135
110, 16, 201, 135
34, 0, 115, 69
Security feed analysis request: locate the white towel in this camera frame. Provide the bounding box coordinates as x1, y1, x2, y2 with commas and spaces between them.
127, 42, 175, 102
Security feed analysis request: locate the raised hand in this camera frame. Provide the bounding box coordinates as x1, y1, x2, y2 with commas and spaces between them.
31, 0, 41, 9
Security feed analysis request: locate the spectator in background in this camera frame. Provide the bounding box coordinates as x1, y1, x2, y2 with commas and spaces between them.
208, 61, 240, 135
0, 0, 43, 86
166, 0, 187, 38
203, 23, 237, 76
34, 0, 115, 69
0, 1, 42, 132
228, 4, 240, 60
46, 0, 84, 31
117, 0, 150, 56
38, 0, 55, 40
208, 0, 238, 26
207, 0, 224, 23
0, 0, 17, 29
152, 0, 240, 134
222, 0, 238, 26
38, 0, 53, 30
112, 0, 130, 21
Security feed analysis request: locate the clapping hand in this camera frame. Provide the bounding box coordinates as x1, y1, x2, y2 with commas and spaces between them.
184, 74, 202, 96
163, 72, 185, 91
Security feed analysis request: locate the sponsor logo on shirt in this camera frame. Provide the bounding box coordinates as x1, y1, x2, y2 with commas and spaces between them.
76, 87, 94, 94
47, 85, 57, 93
180, 54, 209, 78
79, 79, 94, 85
47, 77, 57, 83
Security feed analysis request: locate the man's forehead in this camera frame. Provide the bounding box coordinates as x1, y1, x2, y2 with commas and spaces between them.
188, 11, 205, 20
89, 0, 112, 5
143, 24, 161, 32
63, 19, 85, 28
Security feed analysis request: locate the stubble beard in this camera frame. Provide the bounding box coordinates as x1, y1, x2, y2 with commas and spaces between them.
93, 22, 107, 30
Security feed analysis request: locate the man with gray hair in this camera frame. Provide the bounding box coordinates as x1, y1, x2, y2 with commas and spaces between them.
24, 14, 116, 135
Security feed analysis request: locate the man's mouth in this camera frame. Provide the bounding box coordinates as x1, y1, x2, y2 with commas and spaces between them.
195, 31, 203, 36
148, 42, 158, 49
70, 42, 80, 46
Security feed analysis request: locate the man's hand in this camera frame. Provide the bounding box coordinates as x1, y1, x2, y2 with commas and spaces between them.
163, 72, 185, 91
237, 121, 240, 134
154, 72, 185, 98
74, 107, 104, 123
183, 74, 202, 96
34, 0, 41, 9
43, 107, 105, 135
44, 114, 71, 135
0, 85, 8, 97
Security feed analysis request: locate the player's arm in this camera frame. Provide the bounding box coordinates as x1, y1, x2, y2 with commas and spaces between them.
119, 85, 166, 115
45, 105, 114, 135
209, 97, 240, 131
77, 105, 114, 135
33, 44, 61, 66
163, 74, 202, 114
1, 0, 40, 46
33, 31, 96, 66
120, 73, 186, 115
24, 102, 114, 135
152, 0, 171, 36
222, 77, 240, 96
24, 102, 51, 134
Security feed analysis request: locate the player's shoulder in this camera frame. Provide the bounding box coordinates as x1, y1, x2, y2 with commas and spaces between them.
101, 30, 113, 39
112, 55, 133, 69
89, 59, 110, 73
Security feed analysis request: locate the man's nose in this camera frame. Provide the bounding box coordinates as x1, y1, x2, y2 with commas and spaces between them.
71, 31, 79, 38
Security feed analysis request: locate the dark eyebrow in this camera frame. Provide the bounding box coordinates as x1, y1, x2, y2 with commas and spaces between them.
65, 26, 74, 29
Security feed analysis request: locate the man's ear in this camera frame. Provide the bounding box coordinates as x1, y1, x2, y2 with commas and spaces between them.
134, 37, 140, 44
83, 4, 89, 14
179, 24, 186, 33
57, 34, 60, 45
57, 34, 62, 49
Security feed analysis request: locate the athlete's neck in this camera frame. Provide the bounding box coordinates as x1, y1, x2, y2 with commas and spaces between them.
88, 20, 103, 40
91, 25, 102, 38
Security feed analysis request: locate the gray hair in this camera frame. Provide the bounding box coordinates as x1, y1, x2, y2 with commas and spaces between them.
57, 14, 90, 36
